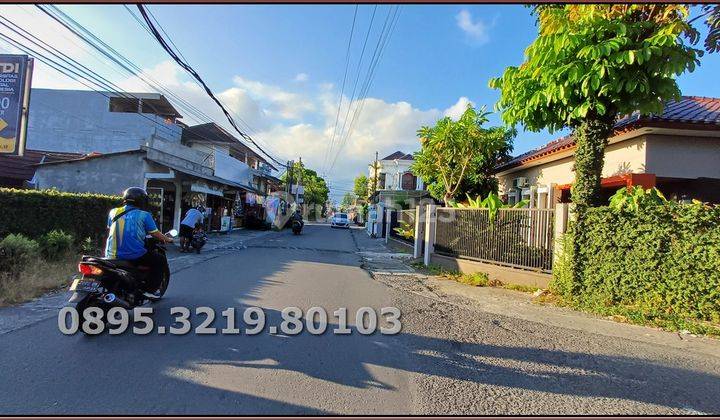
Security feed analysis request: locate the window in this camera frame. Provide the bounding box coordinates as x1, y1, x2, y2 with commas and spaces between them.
401, 172, 417, 190
109, 97, 140, 113
378, 173, 386, 189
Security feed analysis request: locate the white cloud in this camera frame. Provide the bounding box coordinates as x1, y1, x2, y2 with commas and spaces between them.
12, 30, 468, 200
232, 76, 315, 120
455, 10, 490, 45
294, 72, 308, 82
443, 96, 474, 120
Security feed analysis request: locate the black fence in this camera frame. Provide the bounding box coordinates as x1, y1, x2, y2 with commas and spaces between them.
434, 207, 555, 272
388, 209, 416, 245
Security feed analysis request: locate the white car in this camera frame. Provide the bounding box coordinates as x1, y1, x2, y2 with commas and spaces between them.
330, 213, 350, 228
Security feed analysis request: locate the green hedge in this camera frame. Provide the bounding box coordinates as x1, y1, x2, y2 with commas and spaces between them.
551, 202, 720, 326
0, 188, 122, 246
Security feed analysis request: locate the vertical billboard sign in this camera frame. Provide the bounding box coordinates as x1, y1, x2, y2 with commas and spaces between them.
0, 54, 33, 156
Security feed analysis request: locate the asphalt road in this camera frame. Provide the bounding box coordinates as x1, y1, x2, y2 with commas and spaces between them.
1, 225, 719, 415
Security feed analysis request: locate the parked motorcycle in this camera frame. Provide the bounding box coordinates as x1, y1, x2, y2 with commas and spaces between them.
190, 231, 207, 253
66, 230, 177, 332
292, 220, 303, 235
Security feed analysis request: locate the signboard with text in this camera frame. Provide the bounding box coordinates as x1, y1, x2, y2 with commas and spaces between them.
0, 54, 33, 156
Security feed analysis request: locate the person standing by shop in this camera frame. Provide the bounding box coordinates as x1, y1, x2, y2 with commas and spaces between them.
179, 206, 204, 253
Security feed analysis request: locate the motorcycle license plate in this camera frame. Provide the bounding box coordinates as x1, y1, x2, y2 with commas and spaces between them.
69, 278, 100, 292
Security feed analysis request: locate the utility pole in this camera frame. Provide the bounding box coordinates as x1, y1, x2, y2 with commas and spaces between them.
284, 160, 293, 215
295, 157, 302, 207
372, 151, 379, 199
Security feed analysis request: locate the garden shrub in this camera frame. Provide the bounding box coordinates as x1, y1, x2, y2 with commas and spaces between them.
38, 230, 75, 261
0, 188, 121, 247
551, 201, 720, 325
0, 234, 40, 274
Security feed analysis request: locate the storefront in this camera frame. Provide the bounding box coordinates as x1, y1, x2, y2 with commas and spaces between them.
146, 180, 178, 233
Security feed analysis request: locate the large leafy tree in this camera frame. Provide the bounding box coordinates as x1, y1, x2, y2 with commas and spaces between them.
340, 192, 356, 211
281, 162, 329, 212
489, 4, 703, 209
353, 174, 369, 200
411, 105, 514, 204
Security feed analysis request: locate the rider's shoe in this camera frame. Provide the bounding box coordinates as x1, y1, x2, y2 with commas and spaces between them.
142, 290, 162, 299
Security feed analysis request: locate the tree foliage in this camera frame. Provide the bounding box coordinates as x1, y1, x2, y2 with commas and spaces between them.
353, 174, 369, 200
281, 162, 329, 209
411, 105, 514, 204
489, 4, 704, 208
339, 192, 356, 211
551, 200, 720, 331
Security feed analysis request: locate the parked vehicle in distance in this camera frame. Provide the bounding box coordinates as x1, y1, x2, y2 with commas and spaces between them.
331, 212, 350, 229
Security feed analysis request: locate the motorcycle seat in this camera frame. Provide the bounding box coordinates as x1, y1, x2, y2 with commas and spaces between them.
81, 256, 150, 271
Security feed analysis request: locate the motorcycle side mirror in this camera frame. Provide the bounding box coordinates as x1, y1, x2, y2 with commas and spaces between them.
166, 229, 178, 238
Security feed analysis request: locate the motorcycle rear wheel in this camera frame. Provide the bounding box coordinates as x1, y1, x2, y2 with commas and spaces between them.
148, 269, 170, 302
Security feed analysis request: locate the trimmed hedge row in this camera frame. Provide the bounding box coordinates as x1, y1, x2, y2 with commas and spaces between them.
0, 188, 122, 246
551, 202, 720, 324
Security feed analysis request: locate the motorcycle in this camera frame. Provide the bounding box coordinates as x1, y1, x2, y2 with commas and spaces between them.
292, 220, 303, 235
66, 230, 177, 331
190, 231, 207, 253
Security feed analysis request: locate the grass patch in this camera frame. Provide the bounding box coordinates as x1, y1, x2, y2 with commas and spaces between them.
501, 283, 538, 293
0, 253, 77, 307
414, 263, 539, 290
535, 292, 720, 338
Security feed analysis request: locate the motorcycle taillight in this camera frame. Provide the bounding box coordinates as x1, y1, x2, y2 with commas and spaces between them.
78, 263, 103, 276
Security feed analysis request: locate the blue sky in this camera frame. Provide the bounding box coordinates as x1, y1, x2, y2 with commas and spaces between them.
1, 4, 719, 200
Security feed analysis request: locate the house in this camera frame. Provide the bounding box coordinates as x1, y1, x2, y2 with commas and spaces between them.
495, 96, 720, 207
0, 149, 83, 188
180, 122, 278, 195
180, 122, 281, 228
368, 151, 429, 208
28, 88, 277, 232
26, 88, 182, 153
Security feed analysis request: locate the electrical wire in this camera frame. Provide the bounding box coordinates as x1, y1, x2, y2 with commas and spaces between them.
0, 16, 254, 164
321, 5, 358, 176
326, 6, 400, 178
136, 4, 286, 168
120, 5, 287, 164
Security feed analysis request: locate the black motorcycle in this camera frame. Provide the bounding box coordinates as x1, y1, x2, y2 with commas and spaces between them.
66, 230, 176, 331
190, 231, 207, 253
292, 220, 303, 235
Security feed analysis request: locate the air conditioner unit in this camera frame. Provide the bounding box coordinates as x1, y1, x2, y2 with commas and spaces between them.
512, 177, 528, 188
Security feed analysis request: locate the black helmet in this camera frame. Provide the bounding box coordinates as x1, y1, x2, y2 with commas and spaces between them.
122, 187, 149, 209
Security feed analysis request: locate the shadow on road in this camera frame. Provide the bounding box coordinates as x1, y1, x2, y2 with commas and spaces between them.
1, 226, 718, 414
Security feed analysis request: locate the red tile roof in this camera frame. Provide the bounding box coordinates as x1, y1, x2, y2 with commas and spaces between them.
0, 149, 84, 187
496, 96, 720, 172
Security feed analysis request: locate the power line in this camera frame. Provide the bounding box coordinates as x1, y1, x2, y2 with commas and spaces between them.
0, 17, 254, 164
326, 6, 401, 176
0, 32, 181, 141
36, 5, 218, 127
136, 4, 286, 168
322, 5, 358, 176
119, 5, 287, 163
26, 5, 281, 169
329, 5, 377, 174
